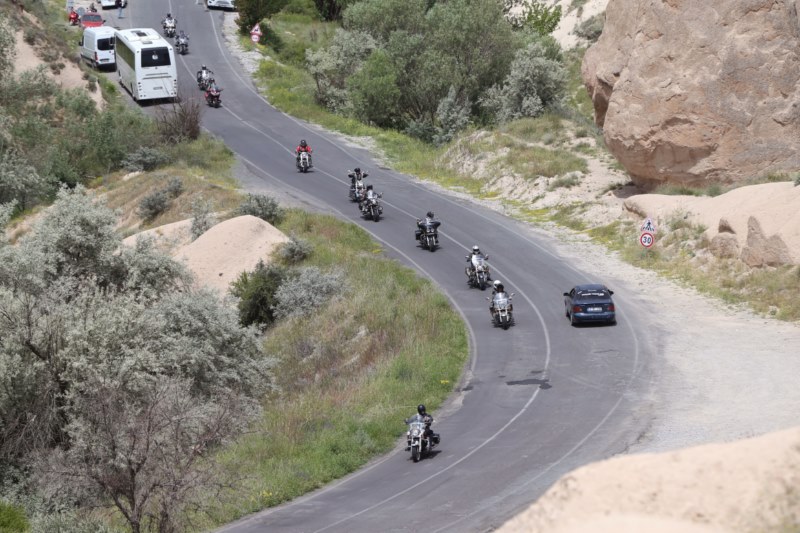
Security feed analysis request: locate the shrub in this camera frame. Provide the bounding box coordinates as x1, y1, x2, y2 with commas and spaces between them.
0, 501, 29, 532
190, 197, 216, 240
123, 147, 170, 172
432, 86, 471, 146
237, 194, 284, 225
277, 236, 313, 264
272, 266, 346, 319
794, 174, 800, 186
574, 13, 604, 43
280, 0, 318, 18
164, 177, 184, 199
155, 95, 202, 144
138, 190, 169, 221
230, 260, 288, 326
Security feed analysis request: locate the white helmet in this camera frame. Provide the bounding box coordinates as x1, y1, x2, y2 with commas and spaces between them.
493, 280, 501, 289
472, 245, 480, 252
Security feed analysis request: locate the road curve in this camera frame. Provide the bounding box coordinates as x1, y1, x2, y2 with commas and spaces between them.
114, 3, 658, 531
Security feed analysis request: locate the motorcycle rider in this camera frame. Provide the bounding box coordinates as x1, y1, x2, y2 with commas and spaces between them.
295, 139, 313, 169
465, 245, 490, 279
406, 404, 439, 450
490, 280, 512, 317
68, 6, 79, 24
359, 184, 377, 213
177, 30, 189, 44
162, 13, 176, 33
205, 81, 222, 105
348, 167, 367, 188
415, 211, 439, 241
88, 2, 98, 12
197, 64, 212, 85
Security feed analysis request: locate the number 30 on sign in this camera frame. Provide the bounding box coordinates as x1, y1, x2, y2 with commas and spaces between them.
639, 232, 654, 248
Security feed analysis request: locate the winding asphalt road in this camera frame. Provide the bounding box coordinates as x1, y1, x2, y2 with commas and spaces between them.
108, 2, 659, 531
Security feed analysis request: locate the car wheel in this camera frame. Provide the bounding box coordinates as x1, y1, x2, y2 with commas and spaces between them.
569, 312, 577, 326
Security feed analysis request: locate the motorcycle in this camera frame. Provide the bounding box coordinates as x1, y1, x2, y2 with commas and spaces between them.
405, 414, 439, 463
349, 178, 366, 202
360, 191, 383, 222
197, 71, 214, 91
466, 254, 491, 290
297, 151, 311, 173
175, 34, 189, 55
417, 220, 440, 252
68, 10, 79, 25
488, 292, 515, 329
163, 20, 176, 38
205, 86, 222, 108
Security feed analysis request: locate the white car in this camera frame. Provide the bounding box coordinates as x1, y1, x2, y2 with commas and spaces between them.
99, 0, 127, 7
207, 0, 236, 9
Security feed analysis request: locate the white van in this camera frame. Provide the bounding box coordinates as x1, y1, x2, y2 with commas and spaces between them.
80, 26, 116, 69
207, 0, 236, 9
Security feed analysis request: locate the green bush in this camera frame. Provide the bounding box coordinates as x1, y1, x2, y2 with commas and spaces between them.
123, 147, 170, 172
138, 190, 170, 220
230, 260, 288, 326
190, 197, 216, 239
0, 501, 28, 532
277, 236, 313, 264
574, 13, 604, 43
280, 0, 318, 18
238, 194, 284, 225
164, 177, 184, 199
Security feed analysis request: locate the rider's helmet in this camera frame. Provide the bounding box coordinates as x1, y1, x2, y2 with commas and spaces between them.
493, 280, 501, 290
417, 404, 427, 415
201, 64, 206, 70
366, 184, 373, 190
300, 139, 307, 148
354, 167, 361, 174
472, 245, 480, 253
426, 211, 434, 219
167, 13, 172, 17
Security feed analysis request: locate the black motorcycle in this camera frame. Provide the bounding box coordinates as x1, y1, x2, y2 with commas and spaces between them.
466, 254, 491, 290
360, 191, 383, 222
488, 292, 515, 329
175, 34, 189, 55
197, 70, 214, 91
405, 414, 439, 463
417, 220, 440, 252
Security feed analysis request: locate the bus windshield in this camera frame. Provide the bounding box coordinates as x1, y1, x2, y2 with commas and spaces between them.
141, 47, 171, 67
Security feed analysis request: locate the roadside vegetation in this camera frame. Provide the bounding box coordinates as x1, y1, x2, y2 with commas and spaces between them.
1, 6, 467, 532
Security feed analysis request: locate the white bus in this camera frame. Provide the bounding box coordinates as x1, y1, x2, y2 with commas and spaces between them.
114, 28, 177, 102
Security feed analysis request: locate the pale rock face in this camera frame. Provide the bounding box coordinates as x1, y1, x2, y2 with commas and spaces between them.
582, 0, 800, 187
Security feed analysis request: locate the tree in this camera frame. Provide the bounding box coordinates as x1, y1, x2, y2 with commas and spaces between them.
0, 16, 15, 77
306, 29, 377, 111
235, 0, 290, 33
347, 49, 402, 127
230, 260, 287, 327
480, 40, 567, 123
39, 377, 259, 533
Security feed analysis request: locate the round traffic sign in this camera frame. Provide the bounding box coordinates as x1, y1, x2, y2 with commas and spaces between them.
639, 231, 654, 248
250, 34, 260, 43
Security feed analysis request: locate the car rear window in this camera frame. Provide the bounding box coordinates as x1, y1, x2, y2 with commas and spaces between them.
97, 37, 114, 51
577, 290, 608, 298
141, 47, 171, 67
83, 14, 102, 21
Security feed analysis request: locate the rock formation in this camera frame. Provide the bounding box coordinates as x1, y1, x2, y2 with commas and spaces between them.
582, 0, 800, 188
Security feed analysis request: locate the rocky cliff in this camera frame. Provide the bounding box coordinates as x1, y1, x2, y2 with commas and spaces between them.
582, 0, 800, 188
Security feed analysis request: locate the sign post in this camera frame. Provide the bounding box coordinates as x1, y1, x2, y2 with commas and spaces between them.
250, 23, 263, 44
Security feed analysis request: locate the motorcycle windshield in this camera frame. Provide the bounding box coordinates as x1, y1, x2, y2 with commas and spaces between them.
493, 294, 509, 308
472, 255, 486, 268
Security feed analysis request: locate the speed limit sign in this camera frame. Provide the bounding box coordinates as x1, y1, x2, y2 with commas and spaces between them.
639, 232, 654, 248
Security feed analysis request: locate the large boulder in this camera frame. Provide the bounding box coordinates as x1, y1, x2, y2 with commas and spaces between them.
582, 0, 800, 188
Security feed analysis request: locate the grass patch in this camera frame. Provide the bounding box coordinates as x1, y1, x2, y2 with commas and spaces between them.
199, 210, 468, 526
100, 136, 241, 232
547, 174, 582, 191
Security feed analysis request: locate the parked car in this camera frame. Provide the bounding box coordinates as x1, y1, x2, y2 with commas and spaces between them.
80, 12, 104, 28
99, 0, 127, 7
563, 284, 616, 325
206, 0, 236, 9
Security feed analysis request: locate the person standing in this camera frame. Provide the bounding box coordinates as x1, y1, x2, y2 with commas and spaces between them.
116, 0, 124, 19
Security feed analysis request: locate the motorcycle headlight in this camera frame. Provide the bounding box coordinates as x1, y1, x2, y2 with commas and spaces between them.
411, 428, 421, 437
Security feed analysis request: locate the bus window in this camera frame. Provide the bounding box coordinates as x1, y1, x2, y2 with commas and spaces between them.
141, 47, 171, 67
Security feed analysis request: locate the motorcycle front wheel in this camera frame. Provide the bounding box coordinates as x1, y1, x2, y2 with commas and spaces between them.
411, 446, 421, 462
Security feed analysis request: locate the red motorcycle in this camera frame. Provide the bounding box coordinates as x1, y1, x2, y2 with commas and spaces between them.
205, 85, 222, 108
68, 9, 79, 25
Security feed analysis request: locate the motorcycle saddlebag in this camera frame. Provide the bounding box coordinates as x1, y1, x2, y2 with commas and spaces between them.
433, 433, 440, 445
